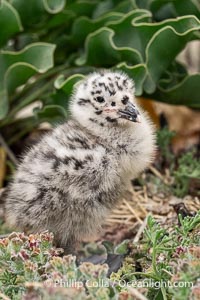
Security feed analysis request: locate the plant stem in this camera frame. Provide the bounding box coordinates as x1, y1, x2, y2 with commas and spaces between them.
152, 244, 159, 277
10, 79, 55, 118
10, 62, 70, 103
2, 66, 95, 128
8, 122, 38, 146
161, 286, 168, 300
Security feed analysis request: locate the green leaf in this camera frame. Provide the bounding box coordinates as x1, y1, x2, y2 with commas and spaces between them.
107, 9, 152, 55
11, 0, 46, 26
43, 0, 66, 14
0, 43, 56, 120
153, 74, 200, 108
0, 0, 23, 47
102, 241, 114, 254
46, 10, 75, 29
114, 239, 129, 255
55, 74, 85, 97
76, 27, 142, 67
92, 0, 137, 18
70, 12, 123, 46
10, 0, 66, 27
115, 63, 146, 95
173, 0, 200, 19
66, 0, 98, 18
34, 104, 67, 124
144, 16, 200, 93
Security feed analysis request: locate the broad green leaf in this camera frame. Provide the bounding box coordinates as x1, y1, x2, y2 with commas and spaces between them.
133, 14, 199, 59
108, 11, 200, 63
0, 0, 23, 47
66, 0, 98, 17
0, 43, 55, 120
144, 16, 200, 93
10, 0, 66, 27
173, 0, 200, 19
111, 0, 138, 14
76, 28, 142, 67
153, 74, 200, 107
5, 64, 36, 94
55, 74, 85, 97
34, 104, 67, 124
45, 90, 69, 109
43, 0, 66, 14
10, 0, 46, 26
108, 9, 152, 55
92, 0, 113, 18
93, 0, 137, 18
46, 10, 75, 29
135, 0, 150, 9
149, 1, 177, 21
70, 12, 123, 46
115, 63, 146, 95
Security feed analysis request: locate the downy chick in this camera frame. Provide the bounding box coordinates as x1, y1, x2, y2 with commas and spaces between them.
5, 71, 155, 253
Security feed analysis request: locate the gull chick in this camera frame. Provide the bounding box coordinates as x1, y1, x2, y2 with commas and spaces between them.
5, 71, 155, 253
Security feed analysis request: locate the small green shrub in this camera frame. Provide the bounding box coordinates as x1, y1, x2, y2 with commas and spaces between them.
173, 150, 200, 197
0, 213, 200, 299
156, 127, 200, 197
156, 127, 175, 165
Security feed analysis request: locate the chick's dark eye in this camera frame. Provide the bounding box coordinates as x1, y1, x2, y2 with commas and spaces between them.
96, 96, 105, 103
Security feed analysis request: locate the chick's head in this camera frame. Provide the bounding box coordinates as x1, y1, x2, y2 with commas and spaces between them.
70, 71, 141, 128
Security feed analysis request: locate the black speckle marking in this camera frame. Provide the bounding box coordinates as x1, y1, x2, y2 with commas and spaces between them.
62, 156, 70, 165
109, 90, 116, 96
106, 116, 117, 123
68, 144, 76, 150
76, 137, 90, 149
90, 102, 99, 110
85, 155, 93, 161
94, 90, 102, 94
51, 186, 67, 198
89, 118, 104, 127
123, 79, 128, 87
111, 102, 116, 107
102, 158, 108, 165
121, 95, 129, 105
116, 81, 123, 91
118, 144, 128, 154
77, 98, 90, 106
99, 82, 108, 92
46, 151, 60, 169
74, 159, 84, 170
16, 179, 34, 185
95, 110, 103, 115
89, 118, 96, 123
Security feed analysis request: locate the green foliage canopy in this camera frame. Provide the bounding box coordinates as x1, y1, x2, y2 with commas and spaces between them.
0, 0, 200, 144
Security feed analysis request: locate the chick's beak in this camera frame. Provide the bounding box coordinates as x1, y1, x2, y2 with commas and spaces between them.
118, 101, 141, 123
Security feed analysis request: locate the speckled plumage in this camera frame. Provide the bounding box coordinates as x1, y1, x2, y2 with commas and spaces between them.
5, 71, 155, 253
